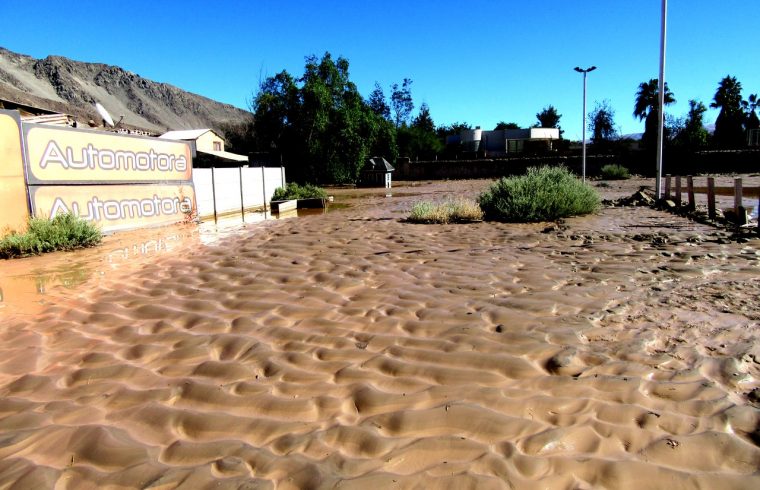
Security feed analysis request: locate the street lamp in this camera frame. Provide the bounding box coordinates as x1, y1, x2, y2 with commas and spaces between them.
574, 66, 597, 183
655, 0, 668, 199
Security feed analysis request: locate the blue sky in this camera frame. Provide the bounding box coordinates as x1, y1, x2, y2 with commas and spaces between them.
1, 0, 758, 140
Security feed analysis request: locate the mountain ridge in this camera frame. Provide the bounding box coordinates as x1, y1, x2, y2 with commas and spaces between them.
0, 47, 251, 134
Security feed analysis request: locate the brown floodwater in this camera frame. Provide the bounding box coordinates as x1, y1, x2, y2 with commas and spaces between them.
0, 177, 758, 489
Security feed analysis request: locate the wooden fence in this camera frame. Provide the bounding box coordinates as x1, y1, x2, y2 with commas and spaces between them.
663, 175, 759, 230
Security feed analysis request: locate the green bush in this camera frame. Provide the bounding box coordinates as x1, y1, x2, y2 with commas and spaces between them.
478, 166, 600, 222
600, 164, 630, 180
408, 198, 484, 224
0, 213, 102, 259
272, 182, 328, 201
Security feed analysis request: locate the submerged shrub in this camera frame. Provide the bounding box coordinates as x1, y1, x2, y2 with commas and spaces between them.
408, 198, 484, 224
0, 213, 102, 259
272, 182, 327, 200
600, 164, 630, 180
478, 166, 600, 222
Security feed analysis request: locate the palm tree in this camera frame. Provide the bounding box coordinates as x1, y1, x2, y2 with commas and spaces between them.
633, 79, 675, 150
711, 75, 745, 147
744, 93, 759, 133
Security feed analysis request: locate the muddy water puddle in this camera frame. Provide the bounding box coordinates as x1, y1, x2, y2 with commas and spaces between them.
0, 204, 352, 316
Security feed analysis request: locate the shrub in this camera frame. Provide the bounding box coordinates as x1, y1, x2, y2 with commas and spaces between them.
408, 198, 484, 224
272, 182, 327, 201
477, 166, 600, 222
0, 213, 102, 259
600, 164, 630, 180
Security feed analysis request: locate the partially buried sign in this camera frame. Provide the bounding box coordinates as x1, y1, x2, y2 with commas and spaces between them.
28, 184, 196, 233
22, 123, 196, 233
24, 125, 192, 184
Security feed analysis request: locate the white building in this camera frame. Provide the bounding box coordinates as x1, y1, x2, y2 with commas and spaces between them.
448, 127, 561, 155
159, 129, 248, 166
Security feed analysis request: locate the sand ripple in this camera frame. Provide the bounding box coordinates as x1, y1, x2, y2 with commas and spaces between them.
0, 179, 759, 488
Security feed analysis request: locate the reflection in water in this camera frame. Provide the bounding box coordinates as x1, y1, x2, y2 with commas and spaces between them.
0, 203, 342, 315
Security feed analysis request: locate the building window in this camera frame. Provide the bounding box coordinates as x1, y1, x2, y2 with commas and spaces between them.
213, 141, 221, 151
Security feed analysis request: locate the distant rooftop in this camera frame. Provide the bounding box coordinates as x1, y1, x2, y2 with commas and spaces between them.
159, 129, 219, 141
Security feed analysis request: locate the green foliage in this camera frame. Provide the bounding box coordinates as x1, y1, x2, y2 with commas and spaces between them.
535, 105, 562, 136
367, 82, 390, 120
408, 198, 483, 224
600, 164, 630, 180
634, 79, 676, 151
397, 103, 443, 159
0, 213, 102, 259
252, 53, 388, 184
271, 182, 328, 201
494, 121, 520, 130
711, 75, 745, 148
390, 78, 414, 128
589, 100, 618, 147
477, 166, 600, 222
675, 99, 709, 148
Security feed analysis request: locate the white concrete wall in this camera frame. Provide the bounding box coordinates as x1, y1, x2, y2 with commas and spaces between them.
193, 166, 286, 219
193, 169, 215, 217
529, 128, 560, 139
241, 167, 264, 209
213, 168, 243, 215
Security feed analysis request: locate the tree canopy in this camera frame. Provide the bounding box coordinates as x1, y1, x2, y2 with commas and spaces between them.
633, 79, 675, 151
711, 75, 745, 148
589, 100, 617, 146
535, 106, 562, 131
253, 53, 393, 183
390, 78, 414, 128
494, 121, 520, 130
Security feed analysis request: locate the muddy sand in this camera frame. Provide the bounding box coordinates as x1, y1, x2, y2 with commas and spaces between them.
0, 177, 759, 489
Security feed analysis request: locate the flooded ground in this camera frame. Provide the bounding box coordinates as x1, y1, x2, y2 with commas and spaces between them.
0, 176, 758, 489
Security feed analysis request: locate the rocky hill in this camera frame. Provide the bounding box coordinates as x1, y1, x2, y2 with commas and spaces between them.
0, 47, 252, 134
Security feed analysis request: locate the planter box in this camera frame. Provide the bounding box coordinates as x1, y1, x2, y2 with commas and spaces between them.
270, 199, 297, 213
297, 198, 327, 209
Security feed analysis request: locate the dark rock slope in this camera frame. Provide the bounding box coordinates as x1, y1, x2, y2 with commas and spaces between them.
0, 47, 251, 133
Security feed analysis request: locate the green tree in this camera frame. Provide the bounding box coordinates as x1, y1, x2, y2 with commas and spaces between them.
398, 102, 443, 159
252, 52, 388, 183
390, 78, 414, 128
743, 93, 759, 136
589, 100, 617, 147
633, 78, 675, 151
535, 105, 562, 136
412, 102, 435, 133
252, 70, 300, 158
494, 121, 520, 130
367, 82, 390, 120
676, 99, 708, 149
711, 75, 745, 148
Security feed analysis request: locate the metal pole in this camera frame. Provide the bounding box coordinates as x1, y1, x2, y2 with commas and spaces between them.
210, 167, 218, 223
575, 66, 595, 181
239, 166, 245, 220
582, 71, 587, 183
655, 0, 668, 199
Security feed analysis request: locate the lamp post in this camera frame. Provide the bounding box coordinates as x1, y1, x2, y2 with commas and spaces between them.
574, 66, 596, 183
655, 0, 668, 199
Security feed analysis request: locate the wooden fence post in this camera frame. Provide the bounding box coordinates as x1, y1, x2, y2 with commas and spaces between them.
734, 178, 742, 213
707, 177, 716, 220
664, 174, 671, 199
687, 176, 695, 211
734, 178, 746, 225
675, 176, 682, 206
